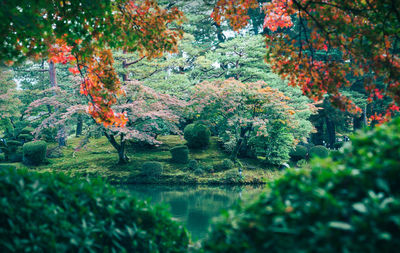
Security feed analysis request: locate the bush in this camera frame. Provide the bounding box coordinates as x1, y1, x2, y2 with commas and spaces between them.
184, 123, 211, 149
289, 145, 308, 161
141, 161, 163, 177
18, 134, 33, 142
19, 126, 34, 135
309, 145, 329, 158
296, 159, 307, 168
23, 141, 47, 165
202, 118, 400, 252
333, 142, 344, 149
214, 158, 234, 172
8, 147, 23, 162
0, 167, 188, 252
193, 168, 204, 176
187, 159, 198, 171
170, 145, 189, 163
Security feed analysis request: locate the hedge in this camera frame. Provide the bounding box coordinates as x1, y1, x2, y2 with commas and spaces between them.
202, 117, 400, 252
0, 167, 189, 252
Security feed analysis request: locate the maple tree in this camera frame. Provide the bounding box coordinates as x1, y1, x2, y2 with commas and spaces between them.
191, 78, 315, 163
212, 0, 400, 123
2, 0, 184, 128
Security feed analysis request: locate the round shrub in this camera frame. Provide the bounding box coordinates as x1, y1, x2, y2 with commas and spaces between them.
202, 118, 400, 252
0, 167, 188, 252
170, 145, 189, 163
309, 145, 329, 158
289, 145, 308, 161
187, 159, 198, 171
184, 123, 211, 149
193, 168, 204, 176
23, 141, 47, 165
214, 158, 234, 172
141, 161, 163, 177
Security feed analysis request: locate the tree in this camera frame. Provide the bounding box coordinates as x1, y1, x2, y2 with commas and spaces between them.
1, 0, 185, 127
102, 80, 186, 164
191, 78, 315, 164
212, 0, 400, 121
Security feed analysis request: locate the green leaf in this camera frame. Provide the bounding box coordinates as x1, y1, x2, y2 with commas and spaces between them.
328, 221, 353, 231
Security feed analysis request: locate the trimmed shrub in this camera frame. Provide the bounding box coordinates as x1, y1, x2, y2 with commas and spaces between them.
170, 145, 189, 163
289, 145, 308, 161
187, 159, 198, 171
141, 161, 163, 177
214, 158, 234, 172
19, 126, 34, 135
184, 123, 211, 149
202, 118, 400, 252
0, 167, 188, 252
18, 134, 33, 142
309, 145, 329, 158
23, 141, 47, 165
194, 168, 204, 176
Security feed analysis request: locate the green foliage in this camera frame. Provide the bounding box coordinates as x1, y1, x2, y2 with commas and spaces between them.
309, 145, 329, 158
0, 164, 16, 170
23, 141, 47, 166
188, 159, 199, 171
193, 168, 204, 176
0, 153, 4, 162
251, 123, 295, 166
333, 142, 344, 149
202, 118, 400, 252
296, 159, 307, 168
214, 159, 234, 172
141, 162, 163, 177
0, 167, 188, 252
20, 127, 34, 135
170, 145, 189, 164
18, 134, 33, 142
289, 145, 308, 161
184, 123, 211, 149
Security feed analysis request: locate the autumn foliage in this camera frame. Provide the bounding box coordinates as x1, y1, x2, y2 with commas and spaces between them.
212, 0, 400, 122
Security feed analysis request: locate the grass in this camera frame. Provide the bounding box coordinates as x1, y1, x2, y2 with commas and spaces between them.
3, 135, 283, 185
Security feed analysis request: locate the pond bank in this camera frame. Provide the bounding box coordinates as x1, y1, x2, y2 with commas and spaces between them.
5, 135, 283, 185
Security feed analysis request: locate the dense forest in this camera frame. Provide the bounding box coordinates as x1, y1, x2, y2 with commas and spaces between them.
0, 0, 399, 252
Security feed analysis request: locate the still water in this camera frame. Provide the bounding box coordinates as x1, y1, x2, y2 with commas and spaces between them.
122, 185, 263, 241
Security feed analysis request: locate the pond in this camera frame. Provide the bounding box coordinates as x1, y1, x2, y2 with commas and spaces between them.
122, 184, 264, 241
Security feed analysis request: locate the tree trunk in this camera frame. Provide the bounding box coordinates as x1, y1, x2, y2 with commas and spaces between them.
311, 121, 324, 145
325, 117, 336, 148
104, 131, 129, 164
49, 60, 66, 147
76, 114, 83, 137
230, 125, 251, 161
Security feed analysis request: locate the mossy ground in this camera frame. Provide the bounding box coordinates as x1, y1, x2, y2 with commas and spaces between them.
1, 135, 282, 185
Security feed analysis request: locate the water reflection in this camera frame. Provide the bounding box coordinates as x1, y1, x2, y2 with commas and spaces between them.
121, 185, 263, 240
